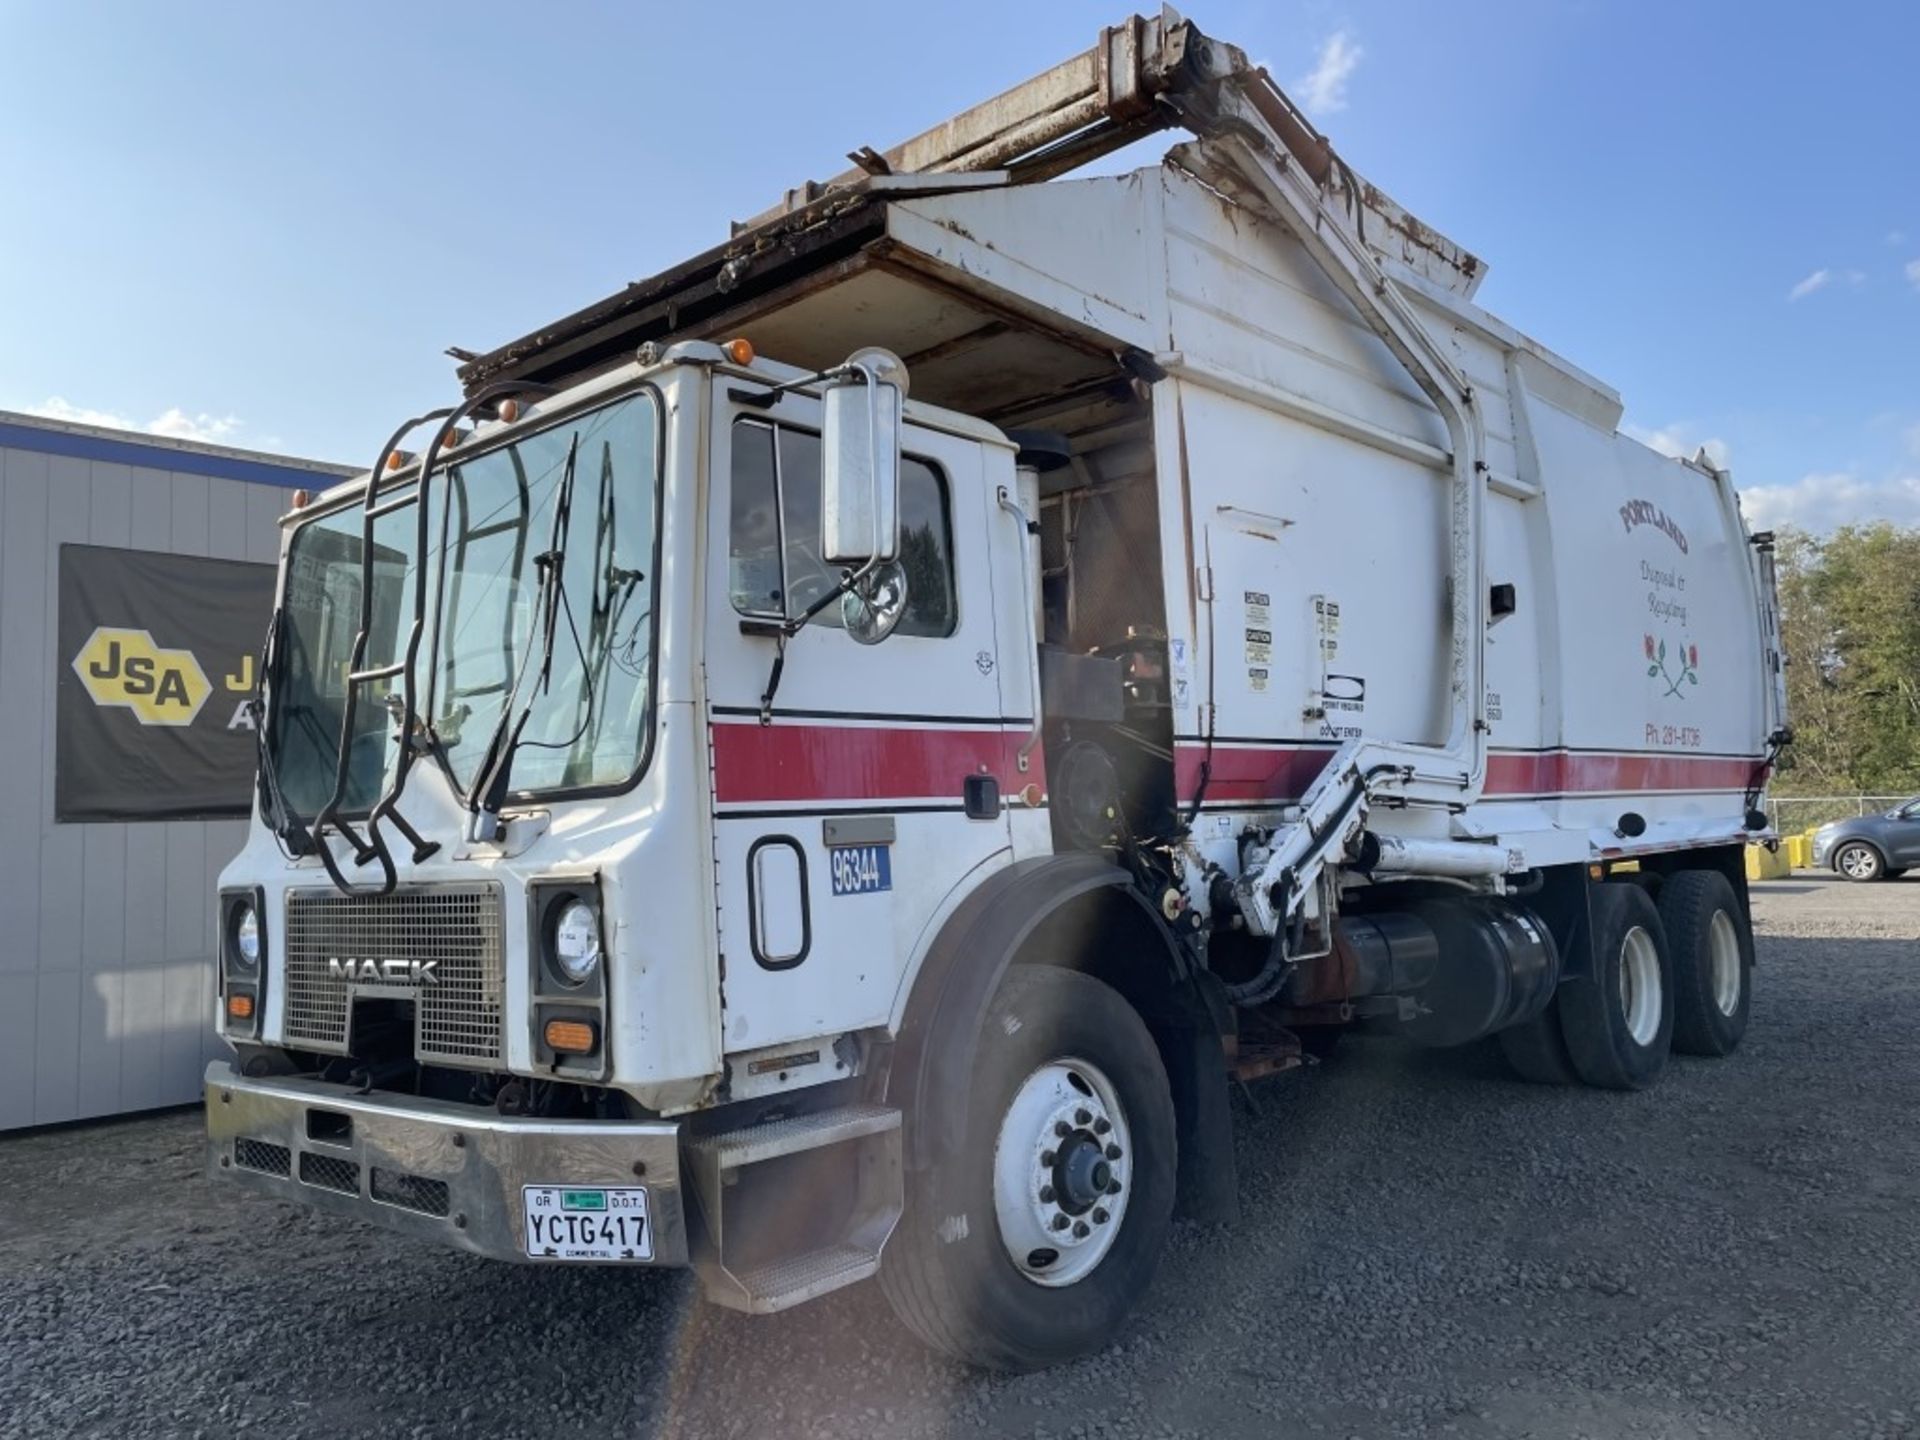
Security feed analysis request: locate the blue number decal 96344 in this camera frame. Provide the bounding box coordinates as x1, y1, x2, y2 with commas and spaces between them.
829, 844, 892, 896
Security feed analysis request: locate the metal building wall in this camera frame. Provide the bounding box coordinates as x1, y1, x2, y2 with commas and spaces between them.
0, 412, 352, 1129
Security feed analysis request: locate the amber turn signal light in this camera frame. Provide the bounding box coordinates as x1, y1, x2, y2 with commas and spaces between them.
721, 337, 755, 365
226, 994, 255, 1021
544, 1019, 597, 1054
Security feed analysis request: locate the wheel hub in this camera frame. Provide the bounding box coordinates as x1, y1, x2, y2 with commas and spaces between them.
1053, 1134, 1111, 1214
993, 1059, 1132, 1288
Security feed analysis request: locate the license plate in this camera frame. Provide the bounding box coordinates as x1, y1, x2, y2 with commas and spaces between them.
521, 1185, 653, 1261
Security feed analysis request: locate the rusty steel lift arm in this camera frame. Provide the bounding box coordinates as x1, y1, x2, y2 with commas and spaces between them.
746, 9, 1493, 938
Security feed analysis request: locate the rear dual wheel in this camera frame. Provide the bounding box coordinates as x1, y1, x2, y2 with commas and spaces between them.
1556, 881, 1674, 1090
1501, 871, 1753, 1088
1658, 870, 1752, 1057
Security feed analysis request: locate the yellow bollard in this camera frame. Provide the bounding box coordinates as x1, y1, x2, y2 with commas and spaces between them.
1746, 843, 1790, 881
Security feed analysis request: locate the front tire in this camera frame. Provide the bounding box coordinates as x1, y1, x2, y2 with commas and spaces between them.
1834, 841, 1885, 882
1659, 870, 1753, 1057
1556, 882, 1674, 1090
880, 966, 1176, 1372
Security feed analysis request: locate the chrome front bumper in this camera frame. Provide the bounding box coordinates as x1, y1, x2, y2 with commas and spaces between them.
203, 1061, 688, 1265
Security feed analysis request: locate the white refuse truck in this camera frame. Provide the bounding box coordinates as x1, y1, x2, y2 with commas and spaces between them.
206, 11, 1789, 1370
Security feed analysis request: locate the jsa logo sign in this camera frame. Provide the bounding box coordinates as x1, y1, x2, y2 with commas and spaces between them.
71, 627, 213, 726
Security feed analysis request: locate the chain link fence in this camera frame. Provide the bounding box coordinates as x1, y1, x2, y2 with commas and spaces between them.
1767, 795, 1911, 834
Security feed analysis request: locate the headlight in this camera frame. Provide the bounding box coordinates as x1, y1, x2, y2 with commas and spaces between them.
551, 900, 602, 986
231, 903, 260, 970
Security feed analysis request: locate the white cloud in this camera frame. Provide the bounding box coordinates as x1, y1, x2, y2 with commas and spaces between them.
1906, 423, 1920, 461
1906, 258, 1920, 292
1623, 421, 1731, 469
147, 407, 243, 444
1739, 471, 1920, 533
1888, 230, 1908, 246
1788, 268, 1832, 301
27, 396, 245, 446
1297, 31, 1362, 117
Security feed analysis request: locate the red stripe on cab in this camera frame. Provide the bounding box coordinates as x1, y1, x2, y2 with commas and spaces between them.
712, 721, 1043, 805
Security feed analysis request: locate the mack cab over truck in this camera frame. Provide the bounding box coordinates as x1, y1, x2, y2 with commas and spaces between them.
206, 11, 1788, 1370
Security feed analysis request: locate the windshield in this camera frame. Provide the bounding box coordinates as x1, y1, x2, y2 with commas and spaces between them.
266, 390, 661, 819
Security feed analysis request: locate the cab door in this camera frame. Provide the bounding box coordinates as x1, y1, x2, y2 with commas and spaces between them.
702, 381, 1018, 1058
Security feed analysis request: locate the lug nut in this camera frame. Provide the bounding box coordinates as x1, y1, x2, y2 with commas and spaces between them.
1041, 1150, 1056, 1167
1093, 1207, 1110, 1225
1106, 1144, 1123, 1161
1052, 1214, 1070, 1231
1039, 1185, 1055, 1203
1073, 1221, 1090, 1238
1075, 1108, 1092, 1126
1094, 1118, 1111, 1135
1107, 1179, 1122, 1195
1054, 1121, 1071, 1138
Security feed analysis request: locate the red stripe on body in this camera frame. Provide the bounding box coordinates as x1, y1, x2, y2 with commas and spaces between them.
710, 721, 1761, 809
1485, 751, 1759, 797
1174, 743, 1763, 805
712, 721, 1043, 805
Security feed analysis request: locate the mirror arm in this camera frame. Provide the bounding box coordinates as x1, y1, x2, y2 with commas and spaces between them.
728, 362, 861, 412
757, 634, 788, 725
748, 560, 880, 723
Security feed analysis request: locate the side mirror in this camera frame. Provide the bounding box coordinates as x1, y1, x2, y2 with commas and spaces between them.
821, 347, 907, 566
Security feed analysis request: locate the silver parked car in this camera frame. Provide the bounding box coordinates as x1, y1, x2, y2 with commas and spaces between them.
1811, 798, 1920, 881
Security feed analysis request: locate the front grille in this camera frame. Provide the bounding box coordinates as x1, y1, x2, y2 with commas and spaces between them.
299, 1152, 361, 1195
283, 885, 506, 1066
370, 1166, 451, 1218
234, 1138, 291, 1177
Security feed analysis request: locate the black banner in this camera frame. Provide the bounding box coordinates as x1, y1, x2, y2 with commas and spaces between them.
56, 544, 276, 823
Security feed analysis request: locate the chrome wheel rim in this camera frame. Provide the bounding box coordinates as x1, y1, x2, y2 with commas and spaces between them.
1618, 925, 1663, 1047
1708, 909, 1743, 1016
1839, 845, 1877, 880
992, 1058, 1131, 1288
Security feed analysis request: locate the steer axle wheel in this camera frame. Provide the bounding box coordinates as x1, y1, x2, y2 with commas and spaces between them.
880, 966, 1176, 1372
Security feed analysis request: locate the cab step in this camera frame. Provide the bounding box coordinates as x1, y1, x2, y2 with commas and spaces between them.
691, 1102, 899, 1169
685, 1102, 903, 1314
728, 1242, 885, 1314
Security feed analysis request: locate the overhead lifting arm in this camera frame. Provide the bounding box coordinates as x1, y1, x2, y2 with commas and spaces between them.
738, 8, 1481, 299
750, 9, 1495, 938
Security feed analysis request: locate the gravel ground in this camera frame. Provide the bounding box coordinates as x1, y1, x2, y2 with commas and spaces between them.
3, 881, 1917, 1440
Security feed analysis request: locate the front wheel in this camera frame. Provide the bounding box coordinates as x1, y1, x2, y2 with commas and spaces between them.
880, 966, 1176, 1372
1834, 842, 1885, 882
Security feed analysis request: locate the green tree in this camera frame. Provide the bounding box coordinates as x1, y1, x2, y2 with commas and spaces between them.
1774, 522, 1920, 794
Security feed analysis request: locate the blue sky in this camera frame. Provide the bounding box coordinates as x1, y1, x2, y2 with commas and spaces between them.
2, 1, 1914, 530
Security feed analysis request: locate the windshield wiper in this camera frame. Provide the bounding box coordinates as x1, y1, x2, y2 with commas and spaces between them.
465, 430, 588, 839
250, 607, 315, 855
